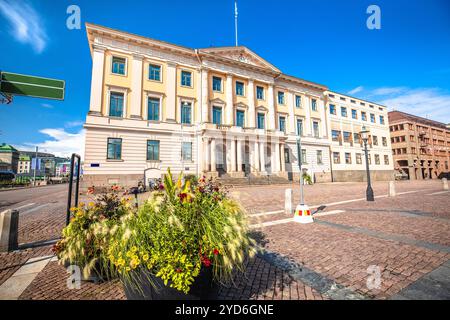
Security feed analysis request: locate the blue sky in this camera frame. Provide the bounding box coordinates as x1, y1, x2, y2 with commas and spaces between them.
1, 0, 449, 157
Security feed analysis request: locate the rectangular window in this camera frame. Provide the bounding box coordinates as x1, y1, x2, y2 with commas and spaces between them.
384, 155, 389, 165
333, 152, 340, 164
311, 99, 317, 111
236, 110, 245, 127
356, 153, 362, 164
354, 133, 360, 144
382, 137, 387, 147
352, 109, 357, 119
341, 107, 347, 117
181, 71, 192, 87
182, 142, 192, 161
361, 112, 367, 121
343, 131, 351, 143
296, 119, 303, 136
212, 76, 222, 92
317, 150, 323, 164
375, 154, 380, 165
112, 57, 126, 75
329, 104, 336, 115
212, 106, 222, 125
256, 86, 264, 100
109, 92, 124, 117
257, 113, 265, 129
147, 98, 160, 121
278, 91, 285, 105
301, 149, 307, 164
284, 148, 290, 163
313, 121, 320, 138
236, 81, 244, 96
373, 135, 378, 146
146, 140, 160, 161
279, 116, 286, 133
370, 113, 376, 123
332, 130, 340, 142
295, 95, 302, 108
345, 152, 352, 164
149, 64, 161, 81
379, 115, 385, 125
107, 138, 122, 160
181, 102, 192, 124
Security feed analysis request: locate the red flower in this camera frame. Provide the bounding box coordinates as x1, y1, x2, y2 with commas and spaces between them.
159, 184, 165, 190
176, 268, 182, 273
202, 257, 211, 267
213, 249, 219, 256
111, 185, 120, 191
87, 186, 95, 195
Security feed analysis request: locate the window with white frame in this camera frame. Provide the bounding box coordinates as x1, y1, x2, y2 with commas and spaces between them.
112, 56, 126, 75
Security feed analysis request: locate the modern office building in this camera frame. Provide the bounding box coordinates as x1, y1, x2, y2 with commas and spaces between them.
83, 23, 334, 188
326, 92, 394, 181
388, 111, 450, 180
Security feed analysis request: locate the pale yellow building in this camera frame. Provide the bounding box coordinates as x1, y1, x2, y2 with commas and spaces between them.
83, 23, 392, 188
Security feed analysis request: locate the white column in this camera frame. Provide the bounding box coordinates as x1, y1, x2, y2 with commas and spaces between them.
274, 142, 281, 173
267, 84, 276, 130
203, 138, 210, 172
280, 144, 286, 172
226, 138, 232, 173
253, 141, 260, 172
287, 91, 296, 134
89, 45, 106, 115
248, 80, 255, 128
201, 69, 209, 123
165, 62, 177, 122
231, 137, 237, 172
304, 95, 312, 136
130, 54, 143, 119
210, 138, 216, 172
319, 98, 327, 139
226, 73, 233, 125
259, 139, 266, 173
237, 139, 243, 172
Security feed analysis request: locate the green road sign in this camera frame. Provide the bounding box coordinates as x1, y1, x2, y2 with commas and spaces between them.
0, 72, 65, 100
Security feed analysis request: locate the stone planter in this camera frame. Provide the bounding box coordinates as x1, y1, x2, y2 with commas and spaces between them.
123, 266, 219, 300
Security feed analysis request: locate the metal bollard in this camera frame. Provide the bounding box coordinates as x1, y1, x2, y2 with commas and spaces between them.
0, 210, 19, 252
285, 188, 293, 215
443, 178, 449, 191
389, 181, 396, 197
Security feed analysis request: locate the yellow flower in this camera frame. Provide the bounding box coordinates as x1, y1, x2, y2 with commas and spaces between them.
142, 254, 149, 262
131, 246, 138, 253
88, 202, 95, 207
126, 267, 131, 272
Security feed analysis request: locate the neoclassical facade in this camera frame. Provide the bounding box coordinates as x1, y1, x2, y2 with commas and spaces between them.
82, 23, 391, 188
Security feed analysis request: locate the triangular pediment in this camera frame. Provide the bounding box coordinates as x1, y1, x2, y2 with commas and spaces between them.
199, 46, 281, 73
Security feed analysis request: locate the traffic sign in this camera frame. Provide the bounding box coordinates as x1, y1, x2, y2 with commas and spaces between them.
0, 72, 65, 100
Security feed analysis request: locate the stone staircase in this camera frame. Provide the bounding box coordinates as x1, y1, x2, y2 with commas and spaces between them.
218, 174, 293, 187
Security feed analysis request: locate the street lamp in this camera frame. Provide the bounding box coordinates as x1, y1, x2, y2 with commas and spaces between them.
360, 126, 374, 201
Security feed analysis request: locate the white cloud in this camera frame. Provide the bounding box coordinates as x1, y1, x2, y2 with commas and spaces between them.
41, 103, 54, 109
348, 86, 364, 95
355, 86, 450, 124
0, 0, 48, 53
17, 128, 85, 159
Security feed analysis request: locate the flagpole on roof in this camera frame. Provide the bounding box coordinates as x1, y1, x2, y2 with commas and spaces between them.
234, 0, 238, 46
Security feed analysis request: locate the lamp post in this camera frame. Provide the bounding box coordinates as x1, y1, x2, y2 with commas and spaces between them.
360, 126, 374, 201
296, 135, 304, 205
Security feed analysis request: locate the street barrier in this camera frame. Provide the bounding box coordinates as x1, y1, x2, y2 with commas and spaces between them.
389, 181, 396, 197
0, 209, 19, 252
285, 188, 293, 215
293, 204, 313, 224
443, 178, 449, 191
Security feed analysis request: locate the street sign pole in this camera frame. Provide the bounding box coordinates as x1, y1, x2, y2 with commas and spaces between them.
33, 146, 38, 187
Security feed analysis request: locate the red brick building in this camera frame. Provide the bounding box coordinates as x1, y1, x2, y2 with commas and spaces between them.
388, 111, 450, 180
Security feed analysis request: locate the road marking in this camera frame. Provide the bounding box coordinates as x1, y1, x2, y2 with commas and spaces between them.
0, 255, 53, 300
14, 203, 35, 210
250, 190, 420, 217
250, 218, 293, 229
427, 190, 450, 196
20, 204, 48, 214
249, 210, 284, 217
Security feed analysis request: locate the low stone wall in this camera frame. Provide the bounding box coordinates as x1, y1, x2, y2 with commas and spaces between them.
331, 170, 395, 182
80, 174, 145, 192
